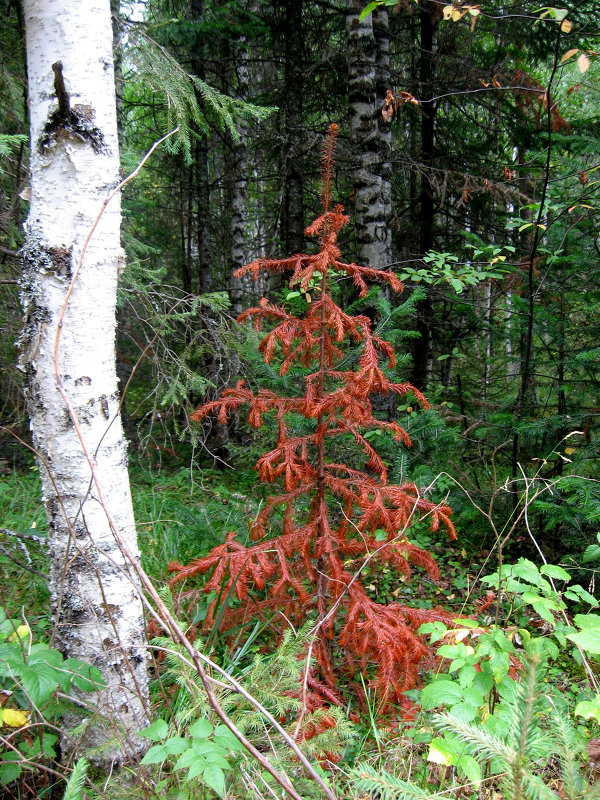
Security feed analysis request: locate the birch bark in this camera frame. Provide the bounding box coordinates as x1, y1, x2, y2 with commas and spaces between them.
346, 0, 392, 269
19, 0, 149, 761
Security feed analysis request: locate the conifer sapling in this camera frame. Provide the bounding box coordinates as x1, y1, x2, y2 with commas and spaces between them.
170, 124, 456, 711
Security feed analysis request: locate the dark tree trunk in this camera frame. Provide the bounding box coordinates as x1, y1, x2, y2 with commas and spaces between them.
410, 2, 437, 391
282, 0, 305, 255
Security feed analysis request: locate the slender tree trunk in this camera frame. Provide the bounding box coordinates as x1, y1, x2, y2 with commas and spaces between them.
282, 0, 305, 255
227, 37, 250, 316
346, 0, 392, 268
191, 0, 212, 295
20, 0, 149, 761
410, 2, 437, 391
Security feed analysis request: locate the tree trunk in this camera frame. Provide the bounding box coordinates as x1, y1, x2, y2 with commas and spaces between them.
227, 36, 250, 316
410, 2, 437, 391
20, 0, 149, 762
346, 0, 392, 269
282, 0, 305, 255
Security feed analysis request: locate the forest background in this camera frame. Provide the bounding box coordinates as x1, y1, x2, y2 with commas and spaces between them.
1, 0, 600, 798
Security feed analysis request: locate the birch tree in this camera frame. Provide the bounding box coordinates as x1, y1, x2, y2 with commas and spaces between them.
19, 0, 149, 760
346, 0, 392, 269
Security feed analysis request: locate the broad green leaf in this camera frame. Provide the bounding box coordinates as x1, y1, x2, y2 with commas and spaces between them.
203, 764, 226, 797
582, 544, 600, 563
473, 670, 493, 695
457, 754, 481, 786
458, 664, 477, 688
164, 737, 190, 755
140, 744, 170, 765
572, 613, 600, 630
462, 686, 484, 707
0, 761, 22, 786
566, 629, 600, 654
565, 585, 598, 607
420, 680, 463, 710
428, 737, 455, 765
19, 664, 58, 705
187, 756, 209, 780
575, 695, 600, 723
448, 701, 477, 722
174, 749, 205, 771
189, 718, 213, 739
140, 718, 169, 741
540, 564, 571, 581
214, 725, 246, 752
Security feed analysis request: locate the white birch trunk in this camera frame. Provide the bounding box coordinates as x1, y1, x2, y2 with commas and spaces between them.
346, 0, 392, 269
19, 0, 149, 762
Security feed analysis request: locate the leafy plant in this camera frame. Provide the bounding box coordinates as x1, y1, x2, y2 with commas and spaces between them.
0, 609, 105, 788
169, 125, 456, 710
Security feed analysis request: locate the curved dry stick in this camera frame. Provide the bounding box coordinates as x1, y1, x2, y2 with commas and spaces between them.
50, 131, 337, 800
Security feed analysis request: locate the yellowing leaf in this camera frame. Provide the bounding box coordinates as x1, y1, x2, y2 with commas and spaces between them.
560, 18, 572, 33
561, 48, 579, 63
564, 447, 576, 455
1, 708, 29, 728
578, 53, 590, 73
8, 625, 30, 643
452, 9, 463, 21
428, 743, 452, 765
443, 5, 454, 20
454, 629, 471, 643
469, 6, 481, 16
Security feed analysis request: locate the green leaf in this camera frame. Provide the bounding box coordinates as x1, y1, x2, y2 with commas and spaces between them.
565, 585, 599, 607
473, 671, 493, 695
189, 718, 213, 739
420, 680, 463, 710
448, 701, 477, 722
449, 277, 464, 293
575, 695, 600, 723
462, 686, 484, 707
457, 754, 481, 786
582, 544, 600, 563
0, 761, 22, 786
359, 1, 379, 21
567, 634, 600, 654
567, 614, 600, 654
458, 665, 477, 688
164, 737, 190, 755
19, 664, 59, 705
140, 718, 169, 741
214, 726, 246, 752
203, 764, 226, 797
539, 564, 571, 582
64, 659, 106, 691
140, 744, 170, 765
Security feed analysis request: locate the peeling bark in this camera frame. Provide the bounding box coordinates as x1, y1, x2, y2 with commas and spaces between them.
20, 0, 149, 764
